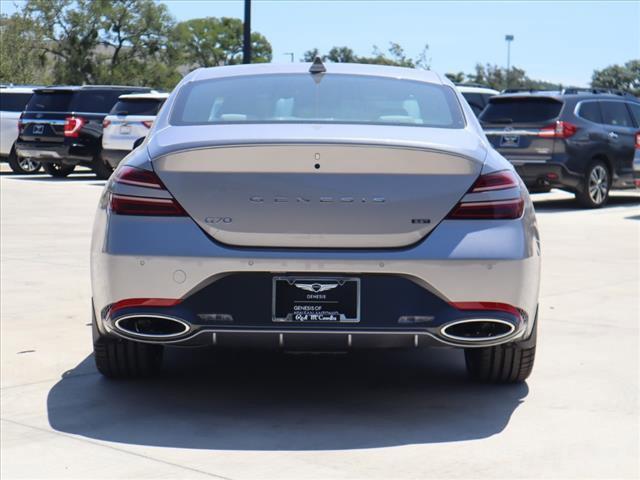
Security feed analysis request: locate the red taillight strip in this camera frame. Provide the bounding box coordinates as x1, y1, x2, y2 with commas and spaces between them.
110, 193, 187, 216
113, 166, 164, 189
447, 198, 524, 220
451, 301, 521, 318
110, 298, 181, 316
470, 170, 519, 193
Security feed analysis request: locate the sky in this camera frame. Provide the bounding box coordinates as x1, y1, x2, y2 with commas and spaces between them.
2, 0, 638, 86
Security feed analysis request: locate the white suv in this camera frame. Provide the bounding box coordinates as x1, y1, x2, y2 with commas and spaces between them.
456, 84, 499, 117
0, 85, 41, 173
102, 92, 168, 168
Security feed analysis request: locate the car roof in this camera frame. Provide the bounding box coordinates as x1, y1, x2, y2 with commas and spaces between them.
191, 62, 444, 85
33, 85, 152, 93
455, 85, 500, 95
0, 86, 41, 94
495, 90, 639, 102
118, 92, 169, 101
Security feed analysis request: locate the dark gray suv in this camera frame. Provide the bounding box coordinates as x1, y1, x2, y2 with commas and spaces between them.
480, 89, 640, 207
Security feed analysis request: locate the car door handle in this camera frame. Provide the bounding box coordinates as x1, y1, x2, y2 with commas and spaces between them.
608, 131, 619, 140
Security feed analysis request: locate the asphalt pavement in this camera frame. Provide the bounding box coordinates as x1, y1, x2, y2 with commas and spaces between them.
1, 168, 638, 479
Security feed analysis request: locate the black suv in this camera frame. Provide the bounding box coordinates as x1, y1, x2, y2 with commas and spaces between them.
15, 85, 151, 179
479, 89, 640, 207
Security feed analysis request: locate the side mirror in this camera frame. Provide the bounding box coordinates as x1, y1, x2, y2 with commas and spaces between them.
133, 137, 146, 149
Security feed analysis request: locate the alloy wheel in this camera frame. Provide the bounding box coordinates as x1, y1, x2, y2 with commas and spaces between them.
588, 165, 608, 205
17, 157, 41, 173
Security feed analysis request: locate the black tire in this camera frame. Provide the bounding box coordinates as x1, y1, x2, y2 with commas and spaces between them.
7, 146, 41, 174
42, 161, 76, 178
575, 160, 610, 208
92, 304, 163, 378
94, 337, 163, 379
464, 316, 537, 384
91, 152, 113, 180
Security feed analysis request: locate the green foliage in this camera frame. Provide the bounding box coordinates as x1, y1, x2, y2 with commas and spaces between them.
303, 43, 430, 69
0, 12, 50, 84
172, 17, 272, 67
460, 63, 562, 91
591, 60, 640, 95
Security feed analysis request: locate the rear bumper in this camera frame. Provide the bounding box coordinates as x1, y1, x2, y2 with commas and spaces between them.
102, 148, 129, 168
507, 161, 582, 192
91, 201, 541, 349
15, 141, 94, 164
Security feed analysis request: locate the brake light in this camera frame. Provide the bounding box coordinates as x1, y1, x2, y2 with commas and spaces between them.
447, 170, 524, 220
141, 120, 153, 129
635, 132, 640, 149
64, 116, 85, 137
110, 166, 186, 216
469, 170, 519, 193
102, 119, 111, 129
538, 121, 577, 139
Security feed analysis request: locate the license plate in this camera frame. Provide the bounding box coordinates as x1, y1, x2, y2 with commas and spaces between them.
500, 134, 520, 147
119, 125, 132, 135
272, 277, 360, 322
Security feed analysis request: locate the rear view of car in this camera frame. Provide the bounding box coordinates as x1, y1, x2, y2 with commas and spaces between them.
480, 91, 640, 207
91, 62, 541, 384
16, 86, 151, 179
456, 84, 499, 117
0, 86, 41, 174
102, 93, 168, 169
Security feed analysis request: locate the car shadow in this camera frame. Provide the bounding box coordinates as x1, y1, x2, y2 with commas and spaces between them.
0, 171, 106, 185
47, 347, 528, 451
532, 193, 640, 212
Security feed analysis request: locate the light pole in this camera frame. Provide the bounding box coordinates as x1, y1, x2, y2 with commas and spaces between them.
284, 52, 294, 63
505, 34, 514, 90
243, 0, 251, 64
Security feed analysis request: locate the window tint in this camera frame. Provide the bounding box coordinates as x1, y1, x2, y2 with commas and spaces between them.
600, 101, 633, 127
626, 102, 640, 126
25, 91, 73, 112
479, 97, 563, 124
461, 92, 484, 116
109, 99, 165, 116
0, 93, 33, 112
70, 91, 123, 113
578, 101, 602, 123
171, 74, 465, 129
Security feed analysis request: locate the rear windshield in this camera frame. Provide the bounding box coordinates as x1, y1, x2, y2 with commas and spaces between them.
480, 97, 563, 124
25, 91, 73, 112
171, 74, 465, 129
109, 98, 165, 116
0, 92, 33, 112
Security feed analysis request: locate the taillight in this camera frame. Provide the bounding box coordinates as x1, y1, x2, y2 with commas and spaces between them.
635, 132, 640, 149
538, 120, 577, 139
447, 170, 524, 220
102, 119, 111, 129
17, 113, 24, 133
141, 120, 153, 129
64, 116, 85, 137
110, 166, 186, 216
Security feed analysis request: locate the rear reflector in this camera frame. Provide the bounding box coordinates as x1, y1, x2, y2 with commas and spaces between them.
102, 119, 111, 129
142, 120, 154, 129
110, 193, 186, 216
447, 198, 524, 219
451, 301, 522, 319
110, 298, 181, 316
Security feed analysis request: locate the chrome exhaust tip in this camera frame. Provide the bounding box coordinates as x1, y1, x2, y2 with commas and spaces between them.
440, 318, 516, 343
114, 314, 191, 339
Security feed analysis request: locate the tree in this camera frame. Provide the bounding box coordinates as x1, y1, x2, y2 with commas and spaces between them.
463, 63, 561, 91
445, 72, 466, 83
172, 17, 272, 67
592, 60, 640, 95
0, 12, 50, 84
302, 42, 427, 68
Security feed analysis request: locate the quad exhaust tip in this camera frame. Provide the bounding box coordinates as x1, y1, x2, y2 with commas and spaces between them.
440, 319, 515, 343
114, 315, 190, 339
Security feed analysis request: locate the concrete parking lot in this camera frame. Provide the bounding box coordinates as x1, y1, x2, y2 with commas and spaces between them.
1, 168, 638, 479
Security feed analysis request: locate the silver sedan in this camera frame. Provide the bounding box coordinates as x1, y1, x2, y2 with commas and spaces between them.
90, 61, 541, 383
